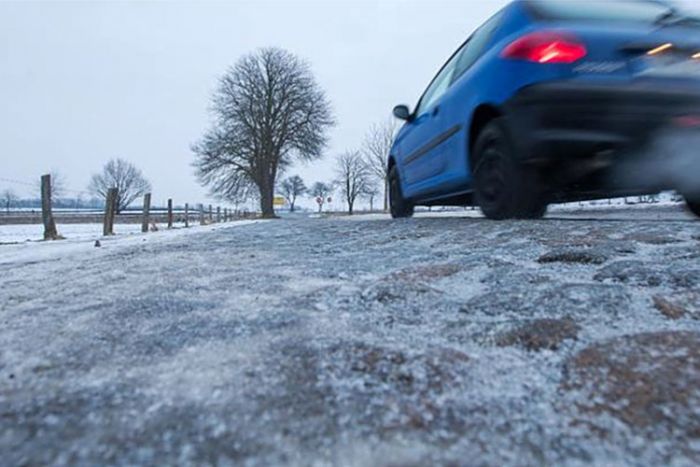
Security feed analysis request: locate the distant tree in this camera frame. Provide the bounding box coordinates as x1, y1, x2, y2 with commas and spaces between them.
192, 47, 334, 218
335, 150, 371, 215
362, 120, 397, 212
311, 182, 333, 213
363, 183, 381, 212
2, 189, 19, 214
280, 175, 307, 212
88, 158, 152, 213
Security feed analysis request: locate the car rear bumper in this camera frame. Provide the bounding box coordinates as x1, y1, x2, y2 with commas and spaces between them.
504, 80, 700, 196
505, 80, 700, 159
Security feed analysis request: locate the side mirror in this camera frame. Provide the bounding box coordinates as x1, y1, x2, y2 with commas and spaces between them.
393, 104, 412, 121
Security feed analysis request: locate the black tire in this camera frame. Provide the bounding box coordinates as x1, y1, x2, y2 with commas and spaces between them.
389, 166, 414, 219
473, 119, 547, 220
686, 198, 700, 218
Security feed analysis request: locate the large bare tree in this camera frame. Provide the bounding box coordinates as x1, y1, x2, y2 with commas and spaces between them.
336, 150, 371, 215
88, 158, 152, 213
193, 48, 334, 218
280, 175, 307, 212
2, 189, 19, 214
362, 119, 397, 212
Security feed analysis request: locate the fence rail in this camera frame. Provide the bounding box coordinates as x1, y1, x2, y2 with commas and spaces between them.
0, 174, 252, 236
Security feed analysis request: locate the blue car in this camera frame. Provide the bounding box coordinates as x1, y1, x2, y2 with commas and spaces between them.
389, 0, 700, 219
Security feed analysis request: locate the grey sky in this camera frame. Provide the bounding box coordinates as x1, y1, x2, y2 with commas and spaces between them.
2, 0, 507, 206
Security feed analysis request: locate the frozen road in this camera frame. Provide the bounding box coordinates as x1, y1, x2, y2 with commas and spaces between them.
1, 206, 699, 466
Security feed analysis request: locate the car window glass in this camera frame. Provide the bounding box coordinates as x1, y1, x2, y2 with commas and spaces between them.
453, 12, 503, 80
415, 45, 465, 116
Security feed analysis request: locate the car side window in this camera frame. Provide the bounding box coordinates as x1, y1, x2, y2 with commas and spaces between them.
415, 42, 467, 116
452, 11, 503, 81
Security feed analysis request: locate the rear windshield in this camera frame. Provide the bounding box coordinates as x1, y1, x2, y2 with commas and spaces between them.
527, 0, 692, 23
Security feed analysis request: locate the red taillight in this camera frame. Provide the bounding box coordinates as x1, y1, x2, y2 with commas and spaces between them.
502, 31, 587, 64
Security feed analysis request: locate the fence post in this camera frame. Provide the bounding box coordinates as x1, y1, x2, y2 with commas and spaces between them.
224, 208, 228, 222
216, 206, 221, 223
103, 187, 117, 236
141, 193, 151, 233
184, 203, 189, 228
208, 205, 213, 222
167, 198, 173, 229
199, 204, 205, 225
41, 174, 60, 240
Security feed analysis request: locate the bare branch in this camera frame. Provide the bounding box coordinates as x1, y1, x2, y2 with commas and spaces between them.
2, 189, 19, 214
280, 175, 307, 212
193, 47, 334, 217
335, 150, 371, 215
88, 158, 152, 213
362, 119, 398, 211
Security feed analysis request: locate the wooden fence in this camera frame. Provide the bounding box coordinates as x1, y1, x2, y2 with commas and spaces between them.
30, 174, 243, 240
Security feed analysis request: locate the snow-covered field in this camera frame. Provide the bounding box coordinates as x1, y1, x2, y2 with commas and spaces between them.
1, 206, 699, 466
0, 222, 192, 244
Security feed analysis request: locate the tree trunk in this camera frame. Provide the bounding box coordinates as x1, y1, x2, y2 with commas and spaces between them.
259, 178, 276, 218
348, 201, 354, 215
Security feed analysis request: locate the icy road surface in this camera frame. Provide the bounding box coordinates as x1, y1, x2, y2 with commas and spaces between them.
1, 207, 699, 466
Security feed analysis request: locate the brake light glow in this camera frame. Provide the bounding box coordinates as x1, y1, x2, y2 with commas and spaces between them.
502, 31, 587, 64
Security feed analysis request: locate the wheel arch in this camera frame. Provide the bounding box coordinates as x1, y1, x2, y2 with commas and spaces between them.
468, 103, 503, 170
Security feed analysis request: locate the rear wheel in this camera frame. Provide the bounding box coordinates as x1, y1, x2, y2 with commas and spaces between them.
389, 166, 414, 219
473, 119, 547, 220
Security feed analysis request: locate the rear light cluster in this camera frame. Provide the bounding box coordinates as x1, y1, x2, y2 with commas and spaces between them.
502, 31, 587, 64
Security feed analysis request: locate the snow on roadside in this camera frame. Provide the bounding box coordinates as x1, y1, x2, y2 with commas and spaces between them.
0, 223, 150, 244
0, 220, 265, 266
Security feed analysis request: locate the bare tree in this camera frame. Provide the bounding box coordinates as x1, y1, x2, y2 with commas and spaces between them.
192, 48, 334, 218
2, 189, 19, 214
88, 158, 152, 213
311, 182, 333, 213
280, 175, 307, 212
362, 119, 397, 212
363, 183, 381, 212
336, 150, 371, 215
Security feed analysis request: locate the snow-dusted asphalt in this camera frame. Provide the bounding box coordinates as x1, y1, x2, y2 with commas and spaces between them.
1, 207, 699, 466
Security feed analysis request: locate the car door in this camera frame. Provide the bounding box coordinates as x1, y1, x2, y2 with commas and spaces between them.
432, 12, 506, 192
397, 43, 467, 192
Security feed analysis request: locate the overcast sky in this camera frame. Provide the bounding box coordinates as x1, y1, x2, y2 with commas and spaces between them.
0, 0, 509, 207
